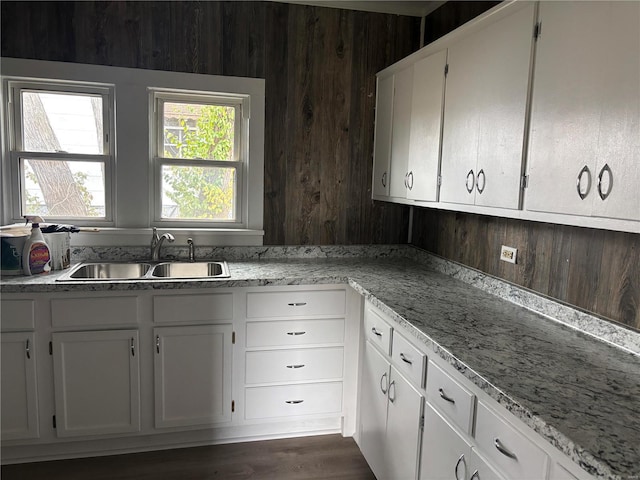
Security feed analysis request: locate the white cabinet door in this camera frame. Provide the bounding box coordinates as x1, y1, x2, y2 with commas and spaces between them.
440, 4, 535, 208
389, 65, 415, 198
526, 1, 640, 221
154, 324, 232, 428
52, 330, 140, 438
385, 366, 424, 480
359, 340, 391, 479
407, 49, 447, 202
1, 332, 39, 440
420, 402, 471, 480
372, 75, 394, 197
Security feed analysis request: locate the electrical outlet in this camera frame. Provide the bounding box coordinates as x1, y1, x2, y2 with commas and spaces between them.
500, 245, 517, 264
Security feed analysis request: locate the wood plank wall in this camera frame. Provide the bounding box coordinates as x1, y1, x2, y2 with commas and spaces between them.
0, 1, 419, 245
412, 2, 640, 330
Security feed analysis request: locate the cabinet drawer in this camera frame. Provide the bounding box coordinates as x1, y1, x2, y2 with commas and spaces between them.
246, 319, 344, 347
246, 347, 344, 384
391, 333, 426, 387
1, 300, 35, 331
363, 304, 392, 355
246, 290, 345, 318
426, 360, 475, 434
475, 401, 548, 479
52, 296, 138, 327
154, 293, 233, 323
245, 382, 343, 419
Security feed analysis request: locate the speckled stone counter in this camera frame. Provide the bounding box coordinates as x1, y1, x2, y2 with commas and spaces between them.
2, 246, 639, 480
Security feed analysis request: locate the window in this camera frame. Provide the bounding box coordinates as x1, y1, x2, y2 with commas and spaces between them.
152, 92, 246, 225
6, 82, 114, 221
1, 58, 265, 244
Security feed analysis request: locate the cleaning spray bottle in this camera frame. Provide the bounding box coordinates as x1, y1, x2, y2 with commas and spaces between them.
22, 215, 52, 275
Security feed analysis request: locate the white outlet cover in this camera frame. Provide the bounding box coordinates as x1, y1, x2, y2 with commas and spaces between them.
500, 245, 517, 264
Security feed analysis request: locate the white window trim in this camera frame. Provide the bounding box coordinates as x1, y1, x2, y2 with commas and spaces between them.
0, 57, 265, 246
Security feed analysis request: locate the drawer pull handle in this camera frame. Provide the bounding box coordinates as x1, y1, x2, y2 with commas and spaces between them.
156, 335, 160, 354
371, 327, 382, 337
287, 302, 307, 307
470, 471, 479, 480
494, 438, 517, 460
286, 364, 305, 369
26, 339, 31, 359
130, 338, 135, 357
400, 353, 412, 365
439, 388, 455, 404
454, 454, 466, 480
285, 399, 304, 404
380, 372, 388, 395
388, 380, 396, 403
286, 331, 306, 336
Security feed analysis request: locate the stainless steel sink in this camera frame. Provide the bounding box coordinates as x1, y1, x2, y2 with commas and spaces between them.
66, 262, 152, 280
150, 261, 230, 279
58, 261, 230, 281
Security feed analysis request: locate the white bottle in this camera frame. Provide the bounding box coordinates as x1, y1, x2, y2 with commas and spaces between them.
22, 215, 52, 275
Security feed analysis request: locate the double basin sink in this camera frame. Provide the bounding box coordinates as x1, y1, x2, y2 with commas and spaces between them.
57, 261, 230, 281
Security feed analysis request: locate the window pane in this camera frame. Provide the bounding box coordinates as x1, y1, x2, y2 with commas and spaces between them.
162, 102, 235, 161
21, 91, 104, 154
22, 159, 106, 218
162, 165, 236, 220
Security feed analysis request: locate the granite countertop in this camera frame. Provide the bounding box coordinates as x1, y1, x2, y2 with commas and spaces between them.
2, 253, 639, 479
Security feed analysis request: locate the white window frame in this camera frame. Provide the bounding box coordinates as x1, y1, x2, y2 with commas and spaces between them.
1, 58, 265, 246
151, 90, 247, 227
4, 80, 115, 224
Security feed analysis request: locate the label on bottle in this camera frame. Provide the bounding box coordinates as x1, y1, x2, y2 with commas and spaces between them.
28, 243, 51, 274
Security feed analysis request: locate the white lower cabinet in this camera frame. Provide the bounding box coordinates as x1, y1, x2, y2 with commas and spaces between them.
51, 330, 140, 438
1, 332, 39, 441
154, 324, 233, 429
360, 339, 424, 480
468, 449, 506, 480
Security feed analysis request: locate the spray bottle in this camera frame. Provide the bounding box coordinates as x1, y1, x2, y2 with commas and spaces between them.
22, 215, 51, 275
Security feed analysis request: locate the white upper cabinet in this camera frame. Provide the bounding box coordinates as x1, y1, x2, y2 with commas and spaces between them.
526, 1, 640, 221
407, 49, 448, 202
389, 65, 415, 198
440, 3, 536, 209
372, 75, 394, 197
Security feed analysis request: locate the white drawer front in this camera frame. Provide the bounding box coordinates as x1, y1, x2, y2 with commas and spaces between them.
426, 360, 475, 434
475, 401, 548, 479
52, 296, 138, 327
391, 333, 426, 387
245, 347, 344, 384
363, 304, 392, 355
246, 319, 344, 347
246, 289, 346, 318
153, 293, 233, 323
245, 382, 343, 419
1, 300, 35, 331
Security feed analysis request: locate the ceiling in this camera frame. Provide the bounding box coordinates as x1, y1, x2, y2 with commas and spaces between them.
270, 1, 446, 17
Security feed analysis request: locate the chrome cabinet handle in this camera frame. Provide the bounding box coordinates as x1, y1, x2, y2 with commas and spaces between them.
494, 438, 517, 460
286, 331, 306, 336
404, 173, 408, 189
26, 339, 31, 359
130, 338, 135, 357
380, 372, 388, 395
399, 352, 412, 365
371, 327, 382, 337
285, 399, 304, 404
407, 171, 414, 190
466, 169, 475, 193
381, 172, 387, 188
576, 165, 591, 200
439, 388, 456, 404
470, 471, 480, 480
597, 163, 613, 200
156, 335, 160, 354
286, 364, 305, 369
287, 302, 307, 307
388, 380, 396, 403
476, 168, 486, 194
454, 454, 466, 480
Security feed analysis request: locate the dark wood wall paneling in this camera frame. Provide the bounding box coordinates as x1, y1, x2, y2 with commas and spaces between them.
412, 2, 639, 330
1, 1, 420, 245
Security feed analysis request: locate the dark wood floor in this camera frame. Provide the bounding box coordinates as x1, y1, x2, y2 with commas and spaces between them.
1, 434, 375, 480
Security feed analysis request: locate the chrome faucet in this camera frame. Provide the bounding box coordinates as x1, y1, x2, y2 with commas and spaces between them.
150, 227, 175, 261
187, 238, 196, 262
